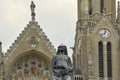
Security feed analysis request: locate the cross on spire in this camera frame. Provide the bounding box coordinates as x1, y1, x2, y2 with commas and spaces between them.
30, 1, 36, 21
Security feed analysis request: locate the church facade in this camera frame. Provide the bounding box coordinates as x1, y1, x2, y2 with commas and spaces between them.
0, 0, 120, 80
0, 1, 55, 80
73, 0, 120, 80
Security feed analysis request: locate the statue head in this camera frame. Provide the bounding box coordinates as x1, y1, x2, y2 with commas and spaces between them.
56, 44, 68, 55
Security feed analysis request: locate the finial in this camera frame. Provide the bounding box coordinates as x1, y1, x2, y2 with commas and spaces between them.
117, 1, 120, 23
30, 1, 36, 21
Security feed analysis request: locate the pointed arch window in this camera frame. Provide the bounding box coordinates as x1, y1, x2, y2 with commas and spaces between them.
98, 41, 104, 78
89, 0, 92, 15
100, 0, 104, 13
107, 42, 112, 79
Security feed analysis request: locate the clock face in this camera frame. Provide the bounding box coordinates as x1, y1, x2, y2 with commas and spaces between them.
99, 29, 110, 38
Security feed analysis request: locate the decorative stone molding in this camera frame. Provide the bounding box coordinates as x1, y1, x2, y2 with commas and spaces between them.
5, 20, 56, 58
28, 37, 39, 48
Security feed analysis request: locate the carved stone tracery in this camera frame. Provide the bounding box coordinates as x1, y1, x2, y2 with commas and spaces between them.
10, 55, 50, 80
28, 37, 39, 48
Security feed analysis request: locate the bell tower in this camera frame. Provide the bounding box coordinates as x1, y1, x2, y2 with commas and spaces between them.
78, 0, 116, 20
73, 0, 120, 80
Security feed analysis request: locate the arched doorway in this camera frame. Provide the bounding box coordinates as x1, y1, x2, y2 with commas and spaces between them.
5, 50, 51, 80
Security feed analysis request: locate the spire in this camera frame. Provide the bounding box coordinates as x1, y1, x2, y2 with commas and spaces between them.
117, 1, 120, 23
30, 1, 36, 21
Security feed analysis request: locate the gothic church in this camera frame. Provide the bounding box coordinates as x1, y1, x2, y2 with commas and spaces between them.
0, 1, 55, 80
0, 0, 120, 80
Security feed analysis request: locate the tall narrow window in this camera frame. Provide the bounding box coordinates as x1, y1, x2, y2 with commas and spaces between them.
107, 42, 112, 79
89, 0, 92, 15
98, 41, 104, 79
75, 77, 76, 80
100, 0, 104, 13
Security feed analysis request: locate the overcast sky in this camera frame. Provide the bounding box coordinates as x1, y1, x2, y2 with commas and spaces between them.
0, 0, 119, 58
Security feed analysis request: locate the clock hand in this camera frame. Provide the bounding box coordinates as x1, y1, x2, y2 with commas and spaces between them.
103, 31, 106, 35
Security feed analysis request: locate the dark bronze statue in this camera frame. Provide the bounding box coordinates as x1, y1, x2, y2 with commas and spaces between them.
50, 45, 73, 80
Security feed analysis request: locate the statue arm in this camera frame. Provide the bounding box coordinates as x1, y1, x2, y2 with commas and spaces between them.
50, 57, 62, 80
64, 57, 73, 74
67, 57, 72, 67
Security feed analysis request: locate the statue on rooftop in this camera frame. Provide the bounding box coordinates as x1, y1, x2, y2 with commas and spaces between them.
50, 45, 73, 80
30, 1, 36, 21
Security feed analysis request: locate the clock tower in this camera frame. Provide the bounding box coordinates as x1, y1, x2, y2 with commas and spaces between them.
73, 0, 120, 80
